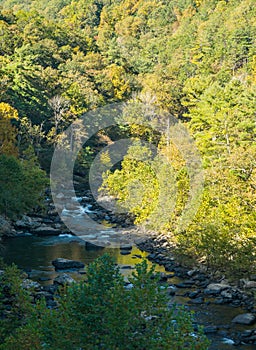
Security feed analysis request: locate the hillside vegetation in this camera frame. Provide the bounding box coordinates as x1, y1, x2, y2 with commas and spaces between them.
0, 0, 255, 275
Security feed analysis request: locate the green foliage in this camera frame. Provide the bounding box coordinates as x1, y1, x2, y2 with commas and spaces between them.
0, 0, 255, 274
0, 262, 33, 342
102, 138, 190, 232
0, 153, 48, 218
0, 255, 209, 349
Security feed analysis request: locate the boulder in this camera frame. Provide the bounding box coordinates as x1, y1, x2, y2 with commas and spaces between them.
204, 283, 230, 294
120, 250, 131, 255
33, 226, 62, 236
244, 281, 256, 289
21, 279, 42, 291
56, 193, 65, 200
85, 241, 105, 250
220, 290, 233, 299
54, 274, 76, 286
232, 313, 256, 325
203, 326, 218, 334
120, 244, 133, 250
52, 258, 85, 270
15, 215, 41, 230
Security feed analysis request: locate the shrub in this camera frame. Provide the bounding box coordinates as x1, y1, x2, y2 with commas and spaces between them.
0, 255, 209, 350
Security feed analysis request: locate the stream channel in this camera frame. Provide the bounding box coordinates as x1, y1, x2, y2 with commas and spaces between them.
1, 195, 255, 350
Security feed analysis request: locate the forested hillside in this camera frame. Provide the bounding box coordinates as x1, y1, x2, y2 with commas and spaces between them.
0, 0, 255, 274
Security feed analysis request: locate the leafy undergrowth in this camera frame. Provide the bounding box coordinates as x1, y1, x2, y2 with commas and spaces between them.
0, 255, 209, 350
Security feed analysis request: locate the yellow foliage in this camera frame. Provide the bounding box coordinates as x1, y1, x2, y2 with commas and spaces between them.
0, 102, 19, 157
105, 64, 131, 100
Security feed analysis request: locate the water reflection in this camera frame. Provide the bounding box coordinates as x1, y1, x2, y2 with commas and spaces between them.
1, 235, 256, 350
0, 235, 164, 283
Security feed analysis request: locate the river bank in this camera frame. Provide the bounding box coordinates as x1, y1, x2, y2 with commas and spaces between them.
1, 234, 256, 349
1, 185, 256, 348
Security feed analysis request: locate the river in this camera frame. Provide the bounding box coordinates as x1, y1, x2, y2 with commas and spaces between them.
1, 233, 255, 350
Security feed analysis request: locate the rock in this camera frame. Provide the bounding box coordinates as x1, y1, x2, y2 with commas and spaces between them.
188, 290, 200, 299
43, 285, 58, 294
21, 279, 42, 291
132, 254, 142, 259
121, 265, 133, 270
38, 277, 52, 282
188, 297, 204, 304
52, 258, 85, 270
120, 250, 131, 255
222, 338, 235, 345
232, 313, 256, 325
124, 283, 134, 290
204, 283, 230, 294
54, 273, 76, 286
47, 209, 59, 216
244, 281, 256, 289
85, 241, 105, 250
231, 300, 242, 307
65, 203, 80, 210
159, 272, 168, 282
56, 193, 65, 200
0, 215, 13, 236
187, 269, 197, 277
120, 244, 132, 250
147, 253, 157, 260
134, 237, 147, 245
15, 215, 41, 230
175, 280, 195, 288
151, 272, 168, 281
204, 326, 218, 334
164, 264, 174, 272
214, 298, 225, 305
241, 330, 253, 338
167, 285, 177, 296
33, 226, 62, 236
220, 290, 233, 299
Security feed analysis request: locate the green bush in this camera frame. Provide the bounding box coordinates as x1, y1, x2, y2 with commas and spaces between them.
0, 261, 33, 342
0, 154, 48, 218
0, 255, 209, 350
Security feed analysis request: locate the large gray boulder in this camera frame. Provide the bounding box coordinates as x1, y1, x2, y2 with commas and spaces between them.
15, 215, 41, 230
204, 283, 230, 294
52, 258, 85, 270
54, 274, 76, 286
232, 313, 256, 325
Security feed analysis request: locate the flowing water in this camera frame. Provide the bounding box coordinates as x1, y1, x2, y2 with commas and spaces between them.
1, 194, 255, 350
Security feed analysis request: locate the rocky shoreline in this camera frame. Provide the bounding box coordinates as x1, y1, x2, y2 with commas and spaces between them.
135, 233, 256, 346
1, 244, 256, 347
1, 187, 256, 347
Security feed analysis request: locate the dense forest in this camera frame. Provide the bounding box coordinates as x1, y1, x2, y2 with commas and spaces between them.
0, 0, 255, 275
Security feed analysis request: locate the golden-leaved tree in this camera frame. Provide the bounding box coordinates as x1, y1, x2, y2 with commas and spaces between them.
0, 102, 18, 157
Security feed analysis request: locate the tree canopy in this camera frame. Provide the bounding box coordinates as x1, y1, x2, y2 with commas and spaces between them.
0, 0, 255, 273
